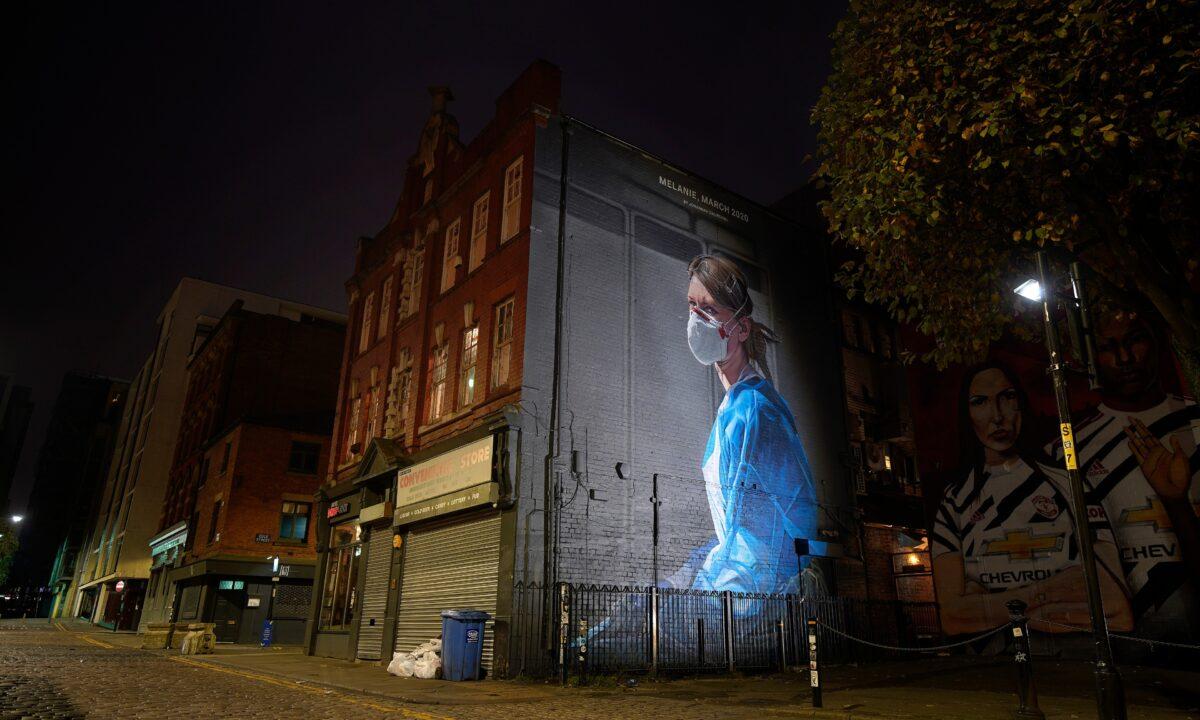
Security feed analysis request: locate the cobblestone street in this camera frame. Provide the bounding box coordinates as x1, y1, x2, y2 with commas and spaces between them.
2, 621, 1196, 720
0, 622, 799, 720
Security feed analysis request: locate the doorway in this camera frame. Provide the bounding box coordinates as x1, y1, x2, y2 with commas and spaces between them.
212, 590, 243, 642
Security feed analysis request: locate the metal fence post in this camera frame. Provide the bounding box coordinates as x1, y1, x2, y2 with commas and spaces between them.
1006, 600, 1045, 720
807, 617, 822, 708
722, 591, 734, 673
558, 582, 570, 686
577, 615, 589, 686
650, 586, 659, 675
778, 616, 787, 672
697, 617, 705, 667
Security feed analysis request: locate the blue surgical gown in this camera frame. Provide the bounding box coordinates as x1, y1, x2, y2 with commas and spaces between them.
690, 372, 818, 595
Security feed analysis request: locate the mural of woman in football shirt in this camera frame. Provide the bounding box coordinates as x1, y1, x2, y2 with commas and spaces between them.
931, 362, 1133, 635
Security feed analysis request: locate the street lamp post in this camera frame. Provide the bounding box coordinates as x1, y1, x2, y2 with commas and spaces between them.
1029, 251, 1126, 720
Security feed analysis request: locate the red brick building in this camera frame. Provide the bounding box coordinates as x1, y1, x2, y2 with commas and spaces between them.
328, 66, 556, 481
310, 61, 559, 662
144, 300, 345, 643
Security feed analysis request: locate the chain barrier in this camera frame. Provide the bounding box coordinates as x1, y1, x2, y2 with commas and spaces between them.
1029, 618, 1200, 651
815, 620, 1010, 653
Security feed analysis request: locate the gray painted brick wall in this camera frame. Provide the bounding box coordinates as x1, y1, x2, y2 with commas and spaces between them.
513, 120, 848, 589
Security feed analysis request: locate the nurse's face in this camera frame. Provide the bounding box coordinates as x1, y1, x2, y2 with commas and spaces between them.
967, 368, 1022, 458
687, 277, 749, 362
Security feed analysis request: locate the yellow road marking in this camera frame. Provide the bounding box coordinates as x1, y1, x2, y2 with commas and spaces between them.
78, 634, 116, 649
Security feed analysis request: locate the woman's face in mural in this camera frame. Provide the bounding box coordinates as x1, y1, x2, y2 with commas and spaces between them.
967, 368, 1022, 460
686, 276, 748, 365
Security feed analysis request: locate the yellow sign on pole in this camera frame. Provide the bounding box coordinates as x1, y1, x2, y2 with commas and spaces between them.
1060, 423, 1078, 470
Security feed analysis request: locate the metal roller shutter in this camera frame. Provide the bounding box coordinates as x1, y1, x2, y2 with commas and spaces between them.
356, 524, 394, 660
394, 513, 501, 671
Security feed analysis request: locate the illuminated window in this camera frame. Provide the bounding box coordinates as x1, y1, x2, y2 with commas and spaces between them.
279, 501, 311, 542
459, 325, 479, 408
318, 524, 360, 631
469, 192, 489, 272
441, 219, 461, 294
501, 157, 523, 243
378, 276, 393, 339
428, 344, 449, 421
491, 298, 515, 389
402, 246, 425, 318
359, 293, 375, 353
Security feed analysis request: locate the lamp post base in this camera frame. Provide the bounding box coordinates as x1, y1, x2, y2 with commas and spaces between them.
1094, 663, 1126, 720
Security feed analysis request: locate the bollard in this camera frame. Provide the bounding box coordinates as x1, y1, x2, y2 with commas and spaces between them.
1006, 600, 1045, 720
807, 617, 822, 708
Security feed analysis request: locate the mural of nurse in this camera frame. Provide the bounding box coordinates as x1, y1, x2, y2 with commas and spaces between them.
931, 362, 1133, 635
681, 255, 819, 594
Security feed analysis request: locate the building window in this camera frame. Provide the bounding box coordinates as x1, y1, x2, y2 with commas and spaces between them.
287, 441, 320, 474
207, 500, 223, 545
441, 219, 461, 294
346, 396, 362, 461
428, 343, 449, 422
501, 157, 523, 242
279, 501, 311, 542
398, 369, 412, 429
401, 239, 425, 319
469, 192, 489, 272
378, 276, 393, 339
459, 325, 479, 408
219, 441, 232, 474
367, 385, 382, 441
491, 297, 515, 389
359, 293, 375, 353
318, 524, 361, 632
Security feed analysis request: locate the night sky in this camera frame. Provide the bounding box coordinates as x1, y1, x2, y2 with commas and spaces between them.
4, 2, 844, 511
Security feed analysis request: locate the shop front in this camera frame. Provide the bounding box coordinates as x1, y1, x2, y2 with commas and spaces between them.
168, 558, 315, 644
308, 485, 363, 659
96, 578, 146, 631
388, 427, 516, 675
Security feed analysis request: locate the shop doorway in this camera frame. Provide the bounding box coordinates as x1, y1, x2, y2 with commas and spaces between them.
212, 590, 243, 642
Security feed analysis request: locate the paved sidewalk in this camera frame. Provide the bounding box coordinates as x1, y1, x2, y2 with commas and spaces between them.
37, 619, 1200, 719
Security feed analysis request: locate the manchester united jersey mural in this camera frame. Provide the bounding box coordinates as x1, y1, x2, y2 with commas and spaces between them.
917, 311, 1199, 645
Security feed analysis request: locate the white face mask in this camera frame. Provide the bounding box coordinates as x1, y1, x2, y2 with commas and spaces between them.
687, 308, 735, 366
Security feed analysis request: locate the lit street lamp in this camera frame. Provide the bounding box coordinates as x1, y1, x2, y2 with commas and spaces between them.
1014, 251, 1125, 720
10, 515, 23, 524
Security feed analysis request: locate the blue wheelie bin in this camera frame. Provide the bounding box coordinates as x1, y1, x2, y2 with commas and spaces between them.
440, 609, 491, 681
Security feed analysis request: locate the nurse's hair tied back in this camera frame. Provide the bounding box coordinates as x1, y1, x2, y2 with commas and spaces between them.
688, 254, 780, 381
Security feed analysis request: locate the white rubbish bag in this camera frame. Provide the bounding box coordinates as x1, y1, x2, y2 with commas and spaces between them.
413, 655, 442, 679
387, 651, 417, 677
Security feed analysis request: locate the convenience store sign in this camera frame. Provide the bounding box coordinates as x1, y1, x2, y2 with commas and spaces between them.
395, 436, 493, 507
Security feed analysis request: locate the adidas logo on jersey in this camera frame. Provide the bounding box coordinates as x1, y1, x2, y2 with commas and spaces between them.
1087, 460, 1109, 479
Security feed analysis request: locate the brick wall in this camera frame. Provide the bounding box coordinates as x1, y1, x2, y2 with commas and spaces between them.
188, 423, 329, 564
327, 63, 559, 483
514, 120, 850, 589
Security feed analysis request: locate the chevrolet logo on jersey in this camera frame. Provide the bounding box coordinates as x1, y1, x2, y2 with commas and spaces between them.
982, 530, 1064, 561
1119, 498, 1174, 531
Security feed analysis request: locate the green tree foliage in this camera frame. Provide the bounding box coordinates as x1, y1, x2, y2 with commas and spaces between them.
814, 0, 1200, 392
0, 528, 17, 587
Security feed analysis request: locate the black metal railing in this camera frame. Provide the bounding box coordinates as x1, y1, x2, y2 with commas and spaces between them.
510, 581, 942, 677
